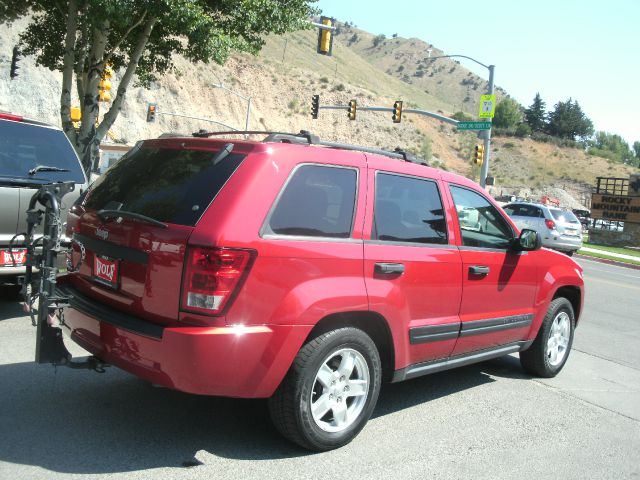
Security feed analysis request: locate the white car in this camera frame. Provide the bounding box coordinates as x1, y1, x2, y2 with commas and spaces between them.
503, 202, 583, 256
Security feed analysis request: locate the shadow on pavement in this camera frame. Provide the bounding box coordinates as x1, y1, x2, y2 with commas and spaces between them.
0, 285, 24, 321
0, 354, 527, 473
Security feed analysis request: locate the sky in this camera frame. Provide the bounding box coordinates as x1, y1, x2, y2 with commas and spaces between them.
316, 0, 640, 146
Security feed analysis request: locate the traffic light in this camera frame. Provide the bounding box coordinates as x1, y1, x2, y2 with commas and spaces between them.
10, 46, 21, 80
474, 144, 485, 165
316, 16, 334, 56
98, 65, 113, 102
146, 103, 157, 122
311, 95, 320, 119
392, 100, 403, 123
347, 99, 357, 121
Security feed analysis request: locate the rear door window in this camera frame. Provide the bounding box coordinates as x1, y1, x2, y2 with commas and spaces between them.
373, 173, 447, 244
267, 164, 357, 238
0, 120, 85, 183
504, 204, 541, 217
84, 145, 245, 226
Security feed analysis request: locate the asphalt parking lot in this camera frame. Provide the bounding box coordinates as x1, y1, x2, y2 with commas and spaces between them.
0, 257, 638, 480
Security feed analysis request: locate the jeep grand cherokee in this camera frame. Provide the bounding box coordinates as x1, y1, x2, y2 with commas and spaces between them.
58, 132, 584, 451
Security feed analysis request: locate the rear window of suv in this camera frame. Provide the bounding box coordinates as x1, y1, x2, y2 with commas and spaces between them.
549, 208, 580, 224
0, 120, 85, 183
84, 145, 245, 226
267, 164, 357, 238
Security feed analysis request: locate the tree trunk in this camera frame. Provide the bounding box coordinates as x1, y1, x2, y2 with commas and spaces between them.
76, 21, 109, 176
69, 16, 156, 178
60, 0, 78, 149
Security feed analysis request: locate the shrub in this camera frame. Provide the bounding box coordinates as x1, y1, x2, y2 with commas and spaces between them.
319, 76, 329, 83
515, 123, 532, 138
452, 111, 473, 122
332, 83, 346, 92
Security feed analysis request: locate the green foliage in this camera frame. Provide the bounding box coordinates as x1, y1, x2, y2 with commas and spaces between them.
633, 141, 640, 160
515, 123, 532, 138
332, 83, 346, 92
546, 98, 594, 140
288, 99, 299, 112
372, 34, 386, 47
419, 137, 432, 161
12, 0, 318, 87
493, 98, 522, 129
524, 93, 546, 132
588, 131, 634, 165
452, 111, 473, 122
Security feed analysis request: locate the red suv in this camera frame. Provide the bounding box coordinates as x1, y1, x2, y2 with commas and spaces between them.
59, 132, 584, 451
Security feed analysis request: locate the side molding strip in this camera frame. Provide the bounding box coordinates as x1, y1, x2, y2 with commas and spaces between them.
459, 314, 533, 338
409, 323, 460, 344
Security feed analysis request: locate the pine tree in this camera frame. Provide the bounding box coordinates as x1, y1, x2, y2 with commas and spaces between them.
524, 93, 546, 132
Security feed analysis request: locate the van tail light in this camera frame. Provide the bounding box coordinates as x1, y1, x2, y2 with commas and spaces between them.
180, 247, 255, 316
545, 219, 556, 230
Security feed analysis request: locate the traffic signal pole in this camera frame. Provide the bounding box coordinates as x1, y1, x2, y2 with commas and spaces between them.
479, 65, 495, 189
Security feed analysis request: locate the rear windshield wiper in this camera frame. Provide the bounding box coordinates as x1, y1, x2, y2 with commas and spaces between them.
28, 165, 70, 175
97, 209, 168, 229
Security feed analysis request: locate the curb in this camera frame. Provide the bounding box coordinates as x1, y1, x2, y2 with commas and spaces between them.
575, 254, 640, 271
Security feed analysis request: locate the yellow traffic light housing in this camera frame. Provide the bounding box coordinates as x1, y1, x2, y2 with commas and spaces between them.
392, 100, 403, 123
474, 144, 485, 165
317, 16, 334, 56
70, 106, 81, 122
98, 65, 114, 103
347, 99, 357, 121
146, 103, 157, 123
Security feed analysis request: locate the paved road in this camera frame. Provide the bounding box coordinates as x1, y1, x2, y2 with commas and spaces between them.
0, 258, 639, 480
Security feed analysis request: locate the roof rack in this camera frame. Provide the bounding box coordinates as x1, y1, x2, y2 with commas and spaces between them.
191, 129, 427, 165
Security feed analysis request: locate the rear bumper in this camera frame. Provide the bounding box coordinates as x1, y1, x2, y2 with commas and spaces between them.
59, 285, 311, 398
542, 234, 582, 252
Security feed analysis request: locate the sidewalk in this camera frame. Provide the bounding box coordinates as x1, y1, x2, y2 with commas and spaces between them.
579, 246, 640, 262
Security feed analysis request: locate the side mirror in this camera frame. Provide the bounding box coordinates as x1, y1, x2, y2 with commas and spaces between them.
516, 229, 541, 251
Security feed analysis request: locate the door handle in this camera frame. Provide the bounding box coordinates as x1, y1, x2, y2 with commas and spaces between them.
469, 265, 490, 276
374, 263, 405, 275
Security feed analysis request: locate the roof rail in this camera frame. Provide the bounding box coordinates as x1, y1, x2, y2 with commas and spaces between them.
190, 129, 427, 165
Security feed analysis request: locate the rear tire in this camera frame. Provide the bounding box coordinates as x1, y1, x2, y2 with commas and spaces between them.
268, 327, 381, 451
520, 297, 575, 377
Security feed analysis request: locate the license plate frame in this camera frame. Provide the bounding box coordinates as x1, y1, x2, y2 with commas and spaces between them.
1, 249, 27, 267
93, 255, 120, 289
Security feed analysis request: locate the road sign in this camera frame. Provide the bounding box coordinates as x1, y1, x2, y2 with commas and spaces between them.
478, 94, 496, 118
457, 121, 492, 131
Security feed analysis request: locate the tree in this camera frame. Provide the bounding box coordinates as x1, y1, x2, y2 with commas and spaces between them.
589, 132, 634, 164
633, 141, 640, 160
1, 0, 318, 176
524, 92, 546, 132
546, 98, 594, 141
372, 34, 386, 47
493, 98, 522, 129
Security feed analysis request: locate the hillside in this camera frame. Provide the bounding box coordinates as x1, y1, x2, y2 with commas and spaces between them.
0, 18, 636, 208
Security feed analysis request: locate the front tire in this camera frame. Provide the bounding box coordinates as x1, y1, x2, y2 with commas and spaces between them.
520, 297, 575, 377
268, 327, 382, 451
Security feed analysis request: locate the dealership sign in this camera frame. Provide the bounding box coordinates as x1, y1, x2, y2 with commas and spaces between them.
591, 194, 640, 223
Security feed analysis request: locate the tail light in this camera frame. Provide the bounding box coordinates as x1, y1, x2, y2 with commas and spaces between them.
181, 247, 254, 316
545, 219, 556, 230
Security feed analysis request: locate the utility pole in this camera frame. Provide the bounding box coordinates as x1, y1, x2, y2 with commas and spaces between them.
428, 54, 496, 188
479, 65, 495, 189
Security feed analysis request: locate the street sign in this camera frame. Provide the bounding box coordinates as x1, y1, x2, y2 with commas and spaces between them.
457, 121, 492, 131
478, 94, 496, 118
